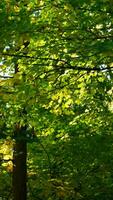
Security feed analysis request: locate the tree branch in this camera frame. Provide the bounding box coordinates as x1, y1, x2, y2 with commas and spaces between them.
66, 65, 113, 71
1, 53, 113, 72
0, 75, 13, 79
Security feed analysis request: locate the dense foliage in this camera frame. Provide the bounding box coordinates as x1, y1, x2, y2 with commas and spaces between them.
0, 0, 113, 199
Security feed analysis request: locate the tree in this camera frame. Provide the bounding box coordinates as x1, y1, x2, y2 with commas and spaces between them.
0, 0, 113, 199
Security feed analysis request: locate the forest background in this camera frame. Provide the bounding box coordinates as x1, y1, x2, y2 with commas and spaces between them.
0, 0, 113, 200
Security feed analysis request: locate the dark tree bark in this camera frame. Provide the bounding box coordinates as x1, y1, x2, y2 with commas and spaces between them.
12, 40, 29, 200
12, 125, 27, 200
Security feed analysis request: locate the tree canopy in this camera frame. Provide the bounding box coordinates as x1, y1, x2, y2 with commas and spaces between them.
0, 0, 113, 200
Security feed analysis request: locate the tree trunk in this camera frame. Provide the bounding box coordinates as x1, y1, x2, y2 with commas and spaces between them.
12, 39, 29, 200
12, 126, 27, 200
